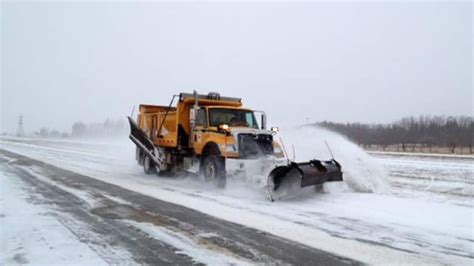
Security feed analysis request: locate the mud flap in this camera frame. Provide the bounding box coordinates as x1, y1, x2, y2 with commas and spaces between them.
266, 159, 343, 201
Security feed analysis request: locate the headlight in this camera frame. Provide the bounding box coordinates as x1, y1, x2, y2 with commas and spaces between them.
274, 146, 283, 155
226, 144, 237, 152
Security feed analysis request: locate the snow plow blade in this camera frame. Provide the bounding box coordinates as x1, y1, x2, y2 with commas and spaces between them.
267, 159, 343, 201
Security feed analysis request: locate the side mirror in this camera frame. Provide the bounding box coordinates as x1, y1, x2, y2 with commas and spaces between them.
271, 126, 279, 133
261, 113, 267, 130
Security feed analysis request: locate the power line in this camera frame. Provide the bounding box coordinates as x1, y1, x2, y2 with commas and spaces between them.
16, 115, 25, 137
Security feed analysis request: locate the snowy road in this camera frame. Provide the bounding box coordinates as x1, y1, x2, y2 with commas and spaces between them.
0, 136, 473, 265
1, 149, 352, 265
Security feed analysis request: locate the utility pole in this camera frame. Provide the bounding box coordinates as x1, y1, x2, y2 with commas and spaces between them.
16, 115, 25, 137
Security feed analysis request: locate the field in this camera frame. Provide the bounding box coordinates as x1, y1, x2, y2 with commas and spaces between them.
366, 144, 473, 155
0, 135, 472, 265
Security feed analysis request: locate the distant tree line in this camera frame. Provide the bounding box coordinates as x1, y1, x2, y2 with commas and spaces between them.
36, 128, 69, 138
71, 118, 127, 138
317, 116, 473, 153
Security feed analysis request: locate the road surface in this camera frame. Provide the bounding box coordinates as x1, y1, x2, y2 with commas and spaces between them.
1, 136, 472, 265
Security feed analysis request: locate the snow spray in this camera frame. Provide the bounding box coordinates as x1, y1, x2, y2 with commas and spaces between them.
277, 125, 390, 194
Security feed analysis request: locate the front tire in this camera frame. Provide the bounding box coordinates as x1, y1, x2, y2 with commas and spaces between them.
202, 155, 226, 188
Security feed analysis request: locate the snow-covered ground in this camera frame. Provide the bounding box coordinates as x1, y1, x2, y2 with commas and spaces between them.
0, 132, 473, 265
0, 170, 109, 265
374, 153, 473, 207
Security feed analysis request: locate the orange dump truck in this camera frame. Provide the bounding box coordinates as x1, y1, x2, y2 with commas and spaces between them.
128, 91, 343, 200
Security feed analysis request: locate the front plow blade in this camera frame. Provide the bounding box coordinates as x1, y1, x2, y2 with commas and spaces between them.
266, 159, 343, 201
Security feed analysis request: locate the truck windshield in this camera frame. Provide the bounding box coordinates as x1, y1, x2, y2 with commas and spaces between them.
209, 109, 259, 129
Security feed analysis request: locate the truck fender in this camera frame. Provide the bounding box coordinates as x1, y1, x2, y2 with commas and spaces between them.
200, 142, 222, 167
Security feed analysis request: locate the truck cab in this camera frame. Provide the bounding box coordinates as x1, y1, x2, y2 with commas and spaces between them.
193, 106, 282, 158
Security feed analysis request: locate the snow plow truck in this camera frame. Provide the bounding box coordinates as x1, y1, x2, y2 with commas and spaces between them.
128, 91, 343, 200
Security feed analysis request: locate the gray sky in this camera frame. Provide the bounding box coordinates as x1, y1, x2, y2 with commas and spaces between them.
1, 1, 472, 133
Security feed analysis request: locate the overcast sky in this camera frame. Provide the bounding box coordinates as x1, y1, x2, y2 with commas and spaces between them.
1, 1, 472, 133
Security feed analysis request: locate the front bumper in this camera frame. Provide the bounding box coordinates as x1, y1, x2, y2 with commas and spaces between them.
225, 156, 288, 181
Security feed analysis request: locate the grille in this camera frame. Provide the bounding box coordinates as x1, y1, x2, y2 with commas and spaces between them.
238, 134, 274, 158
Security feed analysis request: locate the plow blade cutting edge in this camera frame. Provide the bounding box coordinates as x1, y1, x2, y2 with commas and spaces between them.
266, 159, 343, 201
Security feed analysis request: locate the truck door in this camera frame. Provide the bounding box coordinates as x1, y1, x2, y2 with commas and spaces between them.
193, 108, 208, 154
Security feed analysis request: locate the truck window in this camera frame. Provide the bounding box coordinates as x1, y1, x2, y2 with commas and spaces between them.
196, 109, 207, 127
245, 113, 259, 128
209, 109, 258, 129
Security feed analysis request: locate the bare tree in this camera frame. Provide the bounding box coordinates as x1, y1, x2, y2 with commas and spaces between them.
317, 115, 473, 153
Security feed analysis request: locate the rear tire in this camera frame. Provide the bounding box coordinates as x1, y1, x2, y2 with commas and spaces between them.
202, 155, 226, 188
143, 155, 156, 175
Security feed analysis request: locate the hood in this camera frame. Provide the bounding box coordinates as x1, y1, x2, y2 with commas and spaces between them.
229, 127, 275, 136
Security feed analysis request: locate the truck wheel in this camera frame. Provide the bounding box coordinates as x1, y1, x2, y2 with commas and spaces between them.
143, 155, 156, 175
202, 155, 226, 188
